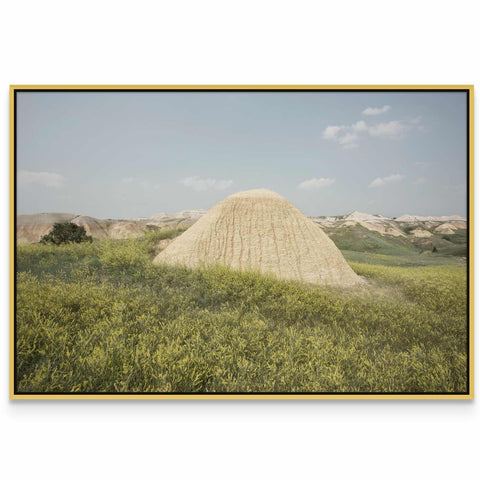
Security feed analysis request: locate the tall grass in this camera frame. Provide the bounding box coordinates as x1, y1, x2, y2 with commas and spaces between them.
16, 229, 467, 393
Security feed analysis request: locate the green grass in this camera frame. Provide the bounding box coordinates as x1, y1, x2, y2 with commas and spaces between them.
325, 224, 468, 258
342, 250, 466, 267
16, 228, 468, 393
325, 225, 415, 255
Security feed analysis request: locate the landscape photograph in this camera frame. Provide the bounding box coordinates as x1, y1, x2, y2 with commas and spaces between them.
11, 87, 472, 397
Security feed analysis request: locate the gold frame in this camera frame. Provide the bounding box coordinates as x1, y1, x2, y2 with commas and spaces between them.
9, 85, 474, 400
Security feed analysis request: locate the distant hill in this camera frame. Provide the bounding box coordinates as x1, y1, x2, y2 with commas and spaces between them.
17, 208, 467, 257
309, 211, 467, 258
16, 211, 206, 244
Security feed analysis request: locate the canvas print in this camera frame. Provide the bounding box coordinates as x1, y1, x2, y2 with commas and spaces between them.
11, 87, 472, 398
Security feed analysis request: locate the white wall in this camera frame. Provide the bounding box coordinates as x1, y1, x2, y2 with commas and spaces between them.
1, 2, 478, 478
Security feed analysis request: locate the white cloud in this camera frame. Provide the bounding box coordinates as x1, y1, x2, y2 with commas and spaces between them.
369, 178, 385, 188
322, 126, 359, 148
352, 120, 368, 132
362, 105, 391, 116
180, 176, 234, 192
18, 170, 65, 188
323, 111, 424, 149
122, 177, 134, 184
322, 125, 343, 140
298, 177, 335, 190
368, 120, 406, 138
369, 173, 405, 188
338, 132, 358, 145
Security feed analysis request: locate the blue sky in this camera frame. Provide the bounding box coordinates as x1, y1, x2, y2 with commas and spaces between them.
16, 91, 468, 218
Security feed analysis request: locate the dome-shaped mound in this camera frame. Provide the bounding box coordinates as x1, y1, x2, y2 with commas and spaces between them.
154, 189, 362, 287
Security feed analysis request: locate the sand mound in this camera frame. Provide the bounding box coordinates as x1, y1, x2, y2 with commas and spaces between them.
72, 216, 111, 239
434, 223, 457, 235
108, 222, 149, 239
345, 211, 389, 222
396, 214, 465, 222
154, 189, 362, 287
410, 228, 433, 238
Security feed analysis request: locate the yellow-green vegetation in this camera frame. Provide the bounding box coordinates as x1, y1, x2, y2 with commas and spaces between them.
326, 224, 468, 258
16, 228, 467, 393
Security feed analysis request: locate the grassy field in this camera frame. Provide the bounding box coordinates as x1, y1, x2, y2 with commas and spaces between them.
325, 224, 468, 258
16, 228, 468, 393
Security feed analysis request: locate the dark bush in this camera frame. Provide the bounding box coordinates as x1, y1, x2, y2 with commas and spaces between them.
40, 222, 93, 245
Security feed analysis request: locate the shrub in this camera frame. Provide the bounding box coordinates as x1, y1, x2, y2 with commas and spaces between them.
41, 222, 93, 245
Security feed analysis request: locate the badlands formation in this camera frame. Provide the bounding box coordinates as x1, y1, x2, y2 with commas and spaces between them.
16, 210, 205, 244
154, 189, 362, 287
310, 211, 466, 236
17, 204, 467, 247
18, 193, 467, 280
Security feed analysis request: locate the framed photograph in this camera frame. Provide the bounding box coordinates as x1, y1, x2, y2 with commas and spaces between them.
10, 85, 473, 399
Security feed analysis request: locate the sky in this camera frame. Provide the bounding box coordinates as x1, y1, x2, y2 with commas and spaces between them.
16, 91, 468, 219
